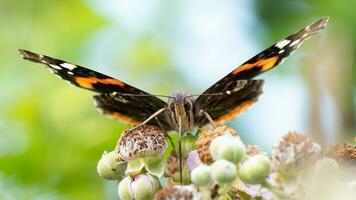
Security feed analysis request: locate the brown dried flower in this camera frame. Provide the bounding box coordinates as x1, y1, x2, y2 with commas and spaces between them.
167, 151, 185, 178
328, 142, 356, 164
246, 145, 267, 157
154, 185, 202, 200
272, 132, 322, 173
196, 126, 239, 164
116, 125, 167, 162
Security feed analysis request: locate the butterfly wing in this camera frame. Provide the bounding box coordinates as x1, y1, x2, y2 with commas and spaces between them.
194, 18, 329, 126
194, 79, 264, 125
19, 49, 169, 128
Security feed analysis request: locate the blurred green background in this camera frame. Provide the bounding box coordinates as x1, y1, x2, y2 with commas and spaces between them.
0, 0, 355, 199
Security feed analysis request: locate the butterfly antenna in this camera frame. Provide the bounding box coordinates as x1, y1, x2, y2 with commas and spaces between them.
186, 92, 226, 98
118, 93, 175, 99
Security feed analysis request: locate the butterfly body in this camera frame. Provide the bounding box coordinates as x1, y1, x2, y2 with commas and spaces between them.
165, 92, 195, 132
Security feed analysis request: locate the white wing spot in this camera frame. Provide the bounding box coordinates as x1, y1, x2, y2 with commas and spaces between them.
67, 71, 74, 75
289, 39, 301, 47
275, 39, 291, 49
50, 64, 62, 70
226, 90, 231, 95
60, 63, 77, 70
279, 49, 285, 54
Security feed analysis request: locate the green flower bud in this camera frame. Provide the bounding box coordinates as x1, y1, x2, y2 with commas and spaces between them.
97, 151, 126, 181
315, 158, 339, 181
118, 176, 134, 200
118, 174, 159, 200
209, 135, 246, 164
191, 164, 212, 186
239, 155, 271, 185
211, 160, 237, 184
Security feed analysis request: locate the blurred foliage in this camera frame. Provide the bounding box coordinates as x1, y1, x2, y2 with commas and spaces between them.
0, 0, 355, 199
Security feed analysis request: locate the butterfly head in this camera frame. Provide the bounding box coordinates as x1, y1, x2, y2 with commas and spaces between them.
166, 92, 195, 132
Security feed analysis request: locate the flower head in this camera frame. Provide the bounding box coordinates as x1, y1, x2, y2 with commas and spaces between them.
328, 142, 356, 165
211, 160, 237, 184
246, 145, 267, 157
239, 154, 272, 185
118, 173, 160, 200
272, 132, 322, 176
154, 185, 202, 200
196, 126, 239, 164
116, 125, 167, 162
209, 135, 246, 164
97, 151, 127, 181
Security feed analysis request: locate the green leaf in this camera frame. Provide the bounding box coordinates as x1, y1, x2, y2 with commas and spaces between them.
237, 189, 253, 200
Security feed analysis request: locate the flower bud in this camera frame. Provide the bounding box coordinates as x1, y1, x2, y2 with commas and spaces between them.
238, 155, 271, 185
191, 164, 212, 187
211, 160, 237, 184
272, 132, 321, 179
196, 126, 239, 164
315, 158, 339, 181
97, 151, 126, 181
209, 135, 246, 164
118, 173, 159, 200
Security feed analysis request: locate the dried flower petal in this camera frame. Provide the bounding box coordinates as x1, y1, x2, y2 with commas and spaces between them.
154, 185, 202, 200
166, 150, 190, 184
328, 142, 356, 165
272, 132, 322, 175
196, 126, 239, 164
246, 145, 267, 157
116, 125, 167, 162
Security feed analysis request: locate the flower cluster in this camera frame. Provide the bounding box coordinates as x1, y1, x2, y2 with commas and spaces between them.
97, 125, 356, 200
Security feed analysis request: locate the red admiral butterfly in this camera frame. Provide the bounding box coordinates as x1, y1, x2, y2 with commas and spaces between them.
20, 18, 328, 183
19, 18, 328, 134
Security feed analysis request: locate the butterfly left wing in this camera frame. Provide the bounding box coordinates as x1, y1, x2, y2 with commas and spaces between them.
19, 49, 170, 129
194, 18, 329, 126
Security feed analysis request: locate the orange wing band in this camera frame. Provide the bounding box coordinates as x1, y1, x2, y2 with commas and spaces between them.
213, 100, 255, 125
232, 56, 279, 75
108, 112, 140, 126
75, 77, 125, 89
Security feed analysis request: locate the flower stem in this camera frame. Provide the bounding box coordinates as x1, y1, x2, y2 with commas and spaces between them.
261, 180, 294, 200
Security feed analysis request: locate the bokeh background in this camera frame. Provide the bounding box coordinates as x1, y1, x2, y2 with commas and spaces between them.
0, 0, 355, 199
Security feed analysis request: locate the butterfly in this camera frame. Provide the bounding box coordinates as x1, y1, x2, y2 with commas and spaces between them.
19, 18, 328, 134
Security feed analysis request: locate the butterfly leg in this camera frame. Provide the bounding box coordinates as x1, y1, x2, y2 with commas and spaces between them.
202, 110, 217, 128
131, 107, 167, 130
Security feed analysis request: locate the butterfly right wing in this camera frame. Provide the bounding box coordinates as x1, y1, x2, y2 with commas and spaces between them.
194, 18, 329, 126
19, 49, 170, 129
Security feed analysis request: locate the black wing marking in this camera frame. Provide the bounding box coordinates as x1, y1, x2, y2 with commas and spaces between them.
19, 49, 169, 127
194, 18, 328, 126
194, 80, 264, 126
94, 93, 172, 130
